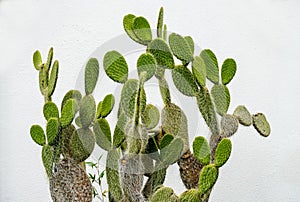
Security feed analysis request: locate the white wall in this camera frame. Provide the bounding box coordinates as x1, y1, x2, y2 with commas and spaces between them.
1, 0, 300, 201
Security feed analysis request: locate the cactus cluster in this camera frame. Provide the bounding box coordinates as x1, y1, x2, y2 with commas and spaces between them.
30, 7, 271, 202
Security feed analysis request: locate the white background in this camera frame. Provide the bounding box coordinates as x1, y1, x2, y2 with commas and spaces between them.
1, 0, 300, 201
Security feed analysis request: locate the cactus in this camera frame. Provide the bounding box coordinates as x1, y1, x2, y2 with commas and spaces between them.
30, 7, 271, 202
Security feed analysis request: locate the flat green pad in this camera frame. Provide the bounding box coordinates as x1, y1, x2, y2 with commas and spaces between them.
192, 56, 206, 87
160, 133, 174, 149
221, 58, 237, 85
157, 7, 164, 38
33, 50, 42, 70
45, 47, 53, 71
193, 136, 210, 165
93, 118, 112, 151
137, 53, 156, 82
61, 124, 75, 158
46, 118, 59, 145
196, 87, 220, 136
123, 14, 143, 44
30, 125, 46, 146
252, 113, 271, 137
159, 77, 171, 104
70, 128, 95, 162
161, 103, 189, 152
184, 36, 194, 55
233, 105, 252, 126
100, 94, 115, 118
113, 113, 128, 147
169, 33, 193, 64
215, 138, 232, 167
60, 99, 77, 128
133, 16, 152, 45
211, 84, 230, 116
198, 164, 218, 195
147, 38, 174, 69
103, 50, 128, 83
43, 101, 59, 121
200, 49, 219, 84
48, 60, 59, 97
42, 144, 53, 177
120, 79, 139, 119
79, 95, 96, 128
179, 189, 201, 202
142, 104, 160, 129
220, 114, 239, 138
150, 187, 178, 202
85, 58, 99, 95
172, 65, 198, 96
161, 138, 184, 165
61, 90, 82, 111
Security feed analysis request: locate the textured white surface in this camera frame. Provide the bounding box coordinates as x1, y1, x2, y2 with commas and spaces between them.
1, 0, 300, 201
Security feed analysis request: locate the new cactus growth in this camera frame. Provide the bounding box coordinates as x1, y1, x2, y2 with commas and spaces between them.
30, 7, 271, 202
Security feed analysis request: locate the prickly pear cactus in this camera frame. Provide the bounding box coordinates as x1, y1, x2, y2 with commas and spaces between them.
30, 7, 271, 202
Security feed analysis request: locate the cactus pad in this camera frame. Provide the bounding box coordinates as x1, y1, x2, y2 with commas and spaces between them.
42, 144, 53, 177
142, 104, 160, 130
179, 189, 201, 202
192, 56, 207, 87
70, 128, 95, 162
200, 49, 219, 84
157, 7, 164, 38
214, 138, 232, 167
132, 16, 152, 45
93, 118, 112, 151
85, 58, 99, 95
79, 95, 96, 128
147, 38, 174, 69
160, 137, 184, 165
184, 36, 194, 55
103, 50, 128, 83
43, 101, 59, 121
46, 118, 59, 145
61, 90, 82, 110
220, 114, 239, 138
123, 14, 143, 44
61, 124, 75, 158
100, 94, 115, 118
137, 53, 156, 82
193, 136, 210, 165
221, 58, 237, 85
159, 77, 171, 104
233, 105, 252, 126
150, 187, 178, 202
252, 113, 271, 137
45, 47, 53, 71
60, 99, 77, 128
169, 33, 193, 64
211, 84, 230, 116
33, 50, 42, 70
48, 60, 59, 97
160, 133, 174, 150
172, 65, 198, 96
30, 125, 46, 146
198, 164, 218, 195
113, 113, 128, 147
196, 87, 220, 136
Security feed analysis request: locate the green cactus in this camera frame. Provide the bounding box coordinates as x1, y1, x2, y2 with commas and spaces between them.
233, 105, 252, 126
30, 125, 46, 146
193, 136, 210, 165
221, 58, 237, 85
169, 33, 193, 64
85, 58, 99, 95
214, 138, 232, 167
179, 189, 201, 202
252, 113, 271, 137
200, 49, 219, 84
30, 7, 272, 202
198, 164, 218, 195
150, 187, 178, 202
103, 50, 128, 83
